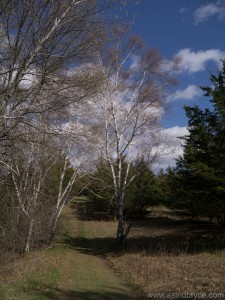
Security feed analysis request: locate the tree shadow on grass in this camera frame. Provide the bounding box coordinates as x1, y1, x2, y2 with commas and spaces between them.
125, 235, 225, 256
62, 231, 225, 257
69, 200, 225, 256
62, 234, 117, 256
22, 281, 136, 300
73, 200, 224, 238
127, 215, 225, 255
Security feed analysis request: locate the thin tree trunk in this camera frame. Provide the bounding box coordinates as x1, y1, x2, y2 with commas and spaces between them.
48, 207, 63, 243
116, 195, 132, 247
116, 198, 125, 246
25, 218, 34, 253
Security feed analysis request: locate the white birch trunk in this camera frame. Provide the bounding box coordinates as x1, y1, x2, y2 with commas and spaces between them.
25, 218, 34, 253
47, 155, 82, 243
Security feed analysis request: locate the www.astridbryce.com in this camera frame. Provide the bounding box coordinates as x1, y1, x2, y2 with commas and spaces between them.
147, 292, 225, 299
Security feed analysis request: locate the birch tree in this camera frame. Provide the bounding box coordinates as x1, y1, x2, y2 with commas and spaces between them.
47, 146, 86, 243
7, 123, 56, 252
0, 1, 141, 254
74, 31, 178, 245
0, 0, 117, 160
3, 123, 86, 252
11, 151, 52, 253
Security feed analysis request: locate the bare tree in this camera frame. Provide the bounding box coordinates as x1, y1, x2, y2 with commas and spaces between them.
47, 144, 86, 243
0, 0, 115, 154
72, 30, 178, 245
7, 125, 55, 252
3, 122, 86, 252
0, 1, 143, 254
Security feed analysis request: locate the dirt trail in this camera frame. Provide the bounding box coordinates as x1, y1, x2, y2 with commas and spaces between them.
0, 200, 137, 300
58, 200, 136, 300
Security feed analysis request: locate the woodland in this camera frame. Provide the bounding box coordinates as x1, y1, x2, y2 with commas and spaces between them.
0, 0, 225, 259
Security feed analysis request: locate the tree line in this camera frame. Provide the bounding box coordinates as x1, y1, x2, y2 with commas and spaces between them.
88, 61, 225, 243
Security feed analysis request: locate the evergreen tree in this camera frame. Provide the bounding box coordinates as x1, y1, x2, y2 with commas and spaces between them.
88, 158, 163, 216
126, 159, 163, 214
176, 61, 225, 225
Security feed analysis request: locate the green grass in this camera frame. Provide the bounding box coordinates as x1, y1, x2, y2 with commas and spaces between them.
0, 200, 135, 300
0, 264, 61, 300
2, 200, 225, 299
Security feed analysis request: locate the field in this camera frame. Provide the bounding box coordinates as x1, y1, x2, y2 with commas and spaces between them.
76, 201, 225, 298
0, 199, 225, 299
108, 206, 225, 298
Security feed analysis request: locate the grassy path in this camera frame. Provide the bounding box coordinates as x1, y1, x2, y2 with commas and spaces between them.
0, 200, 135, 300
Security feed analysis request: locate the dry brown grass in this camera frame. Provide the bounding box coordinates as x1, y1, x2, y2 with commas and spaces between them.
106, 205, 225, 297
1, 201, 225, 299
108, 251, 225, 296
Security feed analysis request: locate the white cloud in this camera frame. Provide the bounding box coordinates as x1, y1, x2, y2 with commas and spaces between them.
155, 150, 183, 170
167, 85, 202, 102
176, 48, 225, 73
194, 0, 225, 24
153, 126, 188, 170
163, 126, 188, 138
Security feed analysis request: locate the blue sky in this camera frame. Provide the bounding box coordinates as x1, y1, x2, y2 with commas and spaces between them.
126, 0, 225, 168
